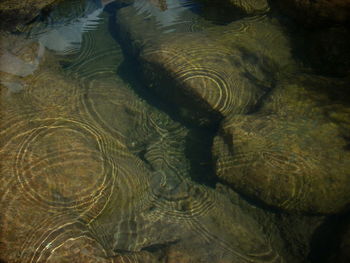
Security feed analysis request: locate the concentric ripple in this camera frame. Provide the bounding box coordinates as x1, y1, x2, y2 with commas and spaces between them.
213, 114, 350, 213
23, 69, 83, 115
141, 39, 265, 120
1, 1, 294, 262
13, 118, 114, 210
146, 170, 215, 219
0, 113, 155, 262
133, 169, 285, 263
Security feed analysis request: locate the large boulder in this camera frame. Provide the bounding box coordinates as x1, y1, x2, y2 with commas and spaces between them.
115, 4, 296, 126
212, 74, 350, 214
213, 114, 350, 214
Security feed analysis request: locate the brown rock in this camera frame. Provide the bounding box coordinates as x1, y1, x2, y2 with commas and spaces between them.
140, 16, 295, 125
0, 32, 286, 263
212, 74, 350, 214
0, 0, 61, 31
216, 183, 327, 263
115, 4, 295, 125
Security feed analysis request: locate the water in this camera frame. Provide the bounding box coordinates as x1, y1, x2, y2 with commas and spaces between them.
1, 0, 350, 262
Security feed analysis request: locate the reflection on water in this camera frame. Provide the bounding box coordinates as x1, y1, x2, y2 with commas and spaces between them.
1, 0, 350, 262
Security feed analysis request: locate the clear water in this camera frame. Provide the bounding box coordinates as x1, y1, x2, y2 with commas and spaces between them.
1, 0, 350, 262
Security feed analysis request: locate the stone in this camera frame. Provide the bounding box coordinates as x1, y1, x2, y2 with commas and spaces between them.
115, 4, 295, 126
1, 29, 286, 263
216, 183, 328, 263
212, 74, 350, 214
0, 0, 60, 31
0, 101, 287, 262
0, 32, 46, 79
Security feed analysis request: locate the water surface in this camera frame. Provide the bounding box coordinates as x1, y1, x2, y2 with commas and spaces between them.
1, 0, 350, 262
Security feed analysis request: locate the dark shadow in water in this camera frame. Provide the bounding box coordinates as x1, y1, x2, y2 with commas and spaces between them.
308, 212, 350, 263
106, 3, 219, 187
343, 136, 350, 151
141, 240, 177, 253
190, 0, 261, 25
184, 128, 217, 186
104, 0, 132, 14
116, 52, 220, 187
268, 0, 350, 78
216, 176, 286, 214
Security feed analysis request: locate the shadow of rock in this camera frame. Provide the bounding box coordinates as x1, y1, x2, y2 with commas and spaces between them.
192, 0, 270, 25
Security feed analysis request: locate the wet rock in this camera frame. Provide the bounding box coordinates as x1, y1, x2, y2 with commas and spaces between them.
0, 98, 289, 262
212, 74, 350, 214
0, 0, 60, 31
260, 74, 350, 137
271, 0, 350, 27
0, 50, 168, 261
0, 95, 141, 262
1, 27, 286, 263
115, 4, 295, 126
0, 32, 45, 79
0, 29, 158, 262
0, 32, 73, 105
165, 247, 195, 263
216, 183, 327, 263
137, 172, 288, 262
1, 15, 191, 178
140, 17, 295, 125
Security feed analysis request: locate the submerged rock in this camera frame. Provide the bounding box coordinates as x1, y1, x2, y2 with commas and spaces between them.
115, 0, 350, 217
0, 85, 287, 263
216, 183, 328, 263
0, 0, 60, 31
212, 74, 350, 214
1, 24, 287, 263
213, 114, 350, 214
0, 32, 45, 78
115, 3, 295, 126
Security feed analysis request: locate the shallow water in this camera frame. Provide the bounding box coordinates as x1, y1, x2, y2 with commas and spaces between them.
1, 0, 350, 262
